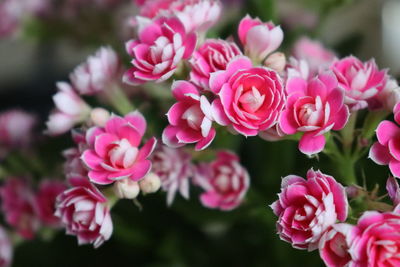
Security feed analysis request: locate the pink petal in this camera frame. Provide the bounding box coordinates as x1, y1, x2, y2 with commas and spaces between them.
299, 132, 326, 155
376, 121, 400, 146
129, 160, 152, 181
195, 128, 216, 151
88, 170, 112, 185
125, 111, 147, 137
211, 99, 230, 126
369, 142, 392, 165
279, 109, 298, 134
162, 125, 182, 148
94, 133, 118, 158
137, 137, 157, 160
389, 160, 400, 178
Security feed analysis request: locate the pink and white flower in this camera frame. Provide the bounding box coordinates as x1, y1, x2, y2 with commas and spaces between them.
123, 16, 196, 85
81, 111, 157, 185
0, 225, 12, 267
370, 78, 400, 111
210, 56, 286, 136
189, 39, 242, 90
279, 72, 349, 155
270, 169, 348, 250
162, 81, 215, 150
55, 176, 113, 248
237, 15, 283, 62
194, 151, 250, 211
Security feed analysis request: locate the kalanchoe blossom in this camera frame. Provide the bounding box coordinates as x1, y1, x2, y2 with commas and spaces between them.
270, 169, 348, 251
279, 72, 349, 155
123, 16, 196, 85
0, 225, 12, 267
63, 130, 89, 178
370, 78, 400, 111
189, 39, 242, 90
331, 56, 388, 111
151, 145, 193, 205
286, 57, 311, 81
210, 56, 286, 136
55, 176, 113, 248
237, 15, 283, 62
194, 151, 250, 211
81, 111, 157, 185
46, 82, 91, 136
387, 176, 400, 206
70, 46, 121, 95
163, 81, 216, 150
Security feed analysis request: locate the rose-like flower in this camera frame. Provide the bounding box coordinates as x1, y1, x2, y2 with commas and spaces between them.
163, 81, 215, 150
70, 46, 121, 95
150, 145, 193, 205
81, 111, 157, 185
210, 56, 286, 136
279, 72, 349, 155
194, 151, 250, 211
237, 15, 283, 62
123, 16, 196, 85
34, 180, 67, 227
55, 176, 113, 248
331, 56, 388, 110
319, 223, 354, 267
46, 82, 91, 136
270, 169, 348, 250
189, 39, 242, 90
0, 178, 39, 239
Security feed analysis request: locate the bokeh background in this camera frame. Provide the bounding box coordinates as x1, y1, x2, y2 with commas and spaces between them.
1, 0, 400, 266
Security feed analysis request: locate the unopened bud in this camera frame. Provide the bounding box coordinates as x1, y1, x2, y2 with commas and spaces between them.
113, 178, 140, 199
139, 173, 161, 194
90, 108, 110, 127
264, 52, 286, 73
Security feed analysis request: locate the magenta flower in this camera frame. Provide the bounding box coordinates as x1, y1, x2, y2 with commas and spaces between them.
0, 225, 12, 267
331, 56, 387, 110
123, 16, 196, 85
210, 56, 286, 136
81, 111, 157, 185
270, 169, 348, 250
162, 81, 215, 150
189, 39, 242, 90
279, 73, 349, 155
237, 15, 283, 62
55, 176, 113, 248
194, 151, 250, 211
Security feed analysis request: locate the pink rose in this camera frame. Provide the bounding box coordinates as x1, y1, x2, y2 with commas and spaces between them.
55, 176, 113, 248
237, 15, 283, 62
0, 225, 12, 267
279, 73, 349, 155
194, 151, 250, 211
189, 39, 242, 90
81, 111, 157, 185
270, 169, 348, 250
162, 81, 215, 150
210, 56, 286, 136
123, 16, 196, 85
331, 56, 388, 110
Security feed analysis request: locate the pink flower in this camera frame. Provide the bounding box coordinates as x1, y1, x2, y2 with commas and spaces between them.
279, 73, 349, 155
162, 81, 215, 150
0, 225, 12, 267
55, 176, 113, 248
270, 169, 348, 250
189, 39, 242, 90
46, 82, 91, 136
369, 78, 400, 111
194, 151, 250, 211
210, 56, 286, 136
151, 145, 193, 205
331, 56, 388, 110
319, 223, 354, 267
81, 111, 157, 185
286, 57, 311, 81
70, 46, 121, 95
123, 16, 196, 85
0, 178, 39, 239
34, 180, 67, 227
63, 129, 88, 177
237, 15, 283, 62
369, 103, 400, 177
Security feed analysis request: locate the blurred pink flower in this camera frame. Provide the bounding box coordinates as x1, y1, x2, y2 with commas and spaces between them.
0, 226, 12, 267
369, 78, 400, 111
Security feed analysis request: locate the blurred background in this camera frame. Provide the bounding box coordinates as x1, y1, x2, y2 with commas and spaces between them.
1, 0, 399, 266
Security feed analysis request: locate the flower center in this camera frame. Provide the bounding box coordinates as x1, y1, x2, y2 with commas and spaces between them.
182, 105, 203, 130
298, 96, 324, 126
108, 138, 139, 169
239, 86, 265, 113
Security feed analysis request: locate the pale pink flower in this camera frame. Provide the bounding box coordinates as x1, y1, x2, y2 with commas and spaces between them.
0, 225, 12, 267
387, 176, 400, 206
237, 15, 283, 62
270, 169, 348, 250
194, 151, 250, 211
46, 82, 91, 136
162, 81, 215, 150
81, 111, 157, 185
34, 180, 67, 227
63, 130, 88, 178
151, 145, 193, 205
189, 39, 242, 90
286, 57, 311, 81
369, 78, 400, 111
70, 46, 121, 95
210, 56, 286, 136
55, 176, 113, 248
0, 109, 36, 149
123, 16, 196, 85
331, 56, 388, 110
279, 72, 349, 155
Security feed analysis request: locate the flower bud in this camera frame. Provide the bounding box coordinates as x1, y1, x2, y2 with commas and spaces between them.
139, 173, 161, 194
113, 179, 140, 199
264, 52, 286, 73
90, 108, 110, 127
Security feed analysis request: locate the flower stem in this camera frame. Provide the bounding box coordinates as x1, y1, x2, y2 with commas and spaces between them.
105, 84, 135, 115
341, 112, 357, 150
